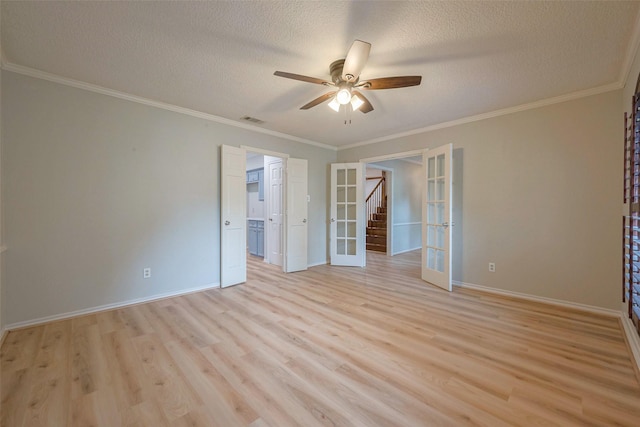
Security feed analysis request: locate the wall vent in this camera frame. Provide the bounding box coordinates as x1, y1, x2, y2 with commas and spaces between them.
240, 116, 265, 124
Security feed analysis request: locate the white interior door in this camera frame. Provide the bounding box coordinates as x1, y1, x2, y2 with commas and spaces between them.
267, 159, 284, 266
284, 158, 308, 273
422, 144, 452, 291
330, 163, 365, 267
221, 145, 246, 287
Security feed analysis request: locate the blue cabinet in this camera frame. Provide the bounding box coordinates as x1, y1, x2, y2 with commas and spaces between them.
248, 220, 264, 257
247, 168, 264, 201
247, 169, 259, 183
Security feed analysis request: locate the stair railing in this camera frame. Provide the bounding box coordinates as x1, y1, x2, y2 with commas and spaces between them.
366, 176, 386, 223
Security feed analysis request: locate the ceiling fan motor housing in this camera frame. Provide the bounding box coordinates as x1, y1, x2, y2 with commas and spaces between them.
330, 59, 358, 85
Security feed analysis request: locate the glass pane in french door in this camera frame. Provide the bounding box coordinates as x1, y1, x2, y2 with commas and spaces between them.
336, 165, 357, 256
426, 153, 446, 273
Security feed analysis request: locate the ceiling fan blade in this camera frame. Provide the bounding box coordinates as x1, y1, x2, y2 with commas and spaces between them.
341, 40, 371, 82
300, 91, 337, 110
274, 71, 331, 85
361, 76, 422, 90
352, 90, 374, 113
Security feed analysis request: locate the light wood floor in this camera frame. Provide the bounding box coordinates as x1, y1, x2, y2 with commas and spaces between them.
2, 250, 640, 426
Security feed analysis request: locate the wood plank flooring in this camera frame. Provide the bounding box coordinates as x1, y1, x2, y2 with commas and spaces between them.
2, 250, 640, 426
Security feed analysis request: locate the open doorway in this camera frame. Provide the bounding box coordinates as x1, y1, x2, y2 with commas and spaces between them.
364, 156, 422, 258
221, 144, 308, 288
328, 147, 453, 290
357, 146, 454, 291
364, 167, 389, 254
245, 152, 285, 270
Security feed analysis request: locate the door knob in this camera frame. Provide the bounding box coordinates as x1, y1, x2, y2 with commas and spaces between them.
224, 220, 230, 226
441, 222, 449, 229
269, 218, 273, 221
330, 218, 335, 223
302, 219, 307, 223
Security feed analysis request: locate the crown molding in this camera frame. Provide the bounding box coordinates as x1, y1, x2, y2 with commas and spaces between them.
1, 62, 338, 152
338, 82, 622, 151
0, 60, 627, 154
343, 13, 640, 152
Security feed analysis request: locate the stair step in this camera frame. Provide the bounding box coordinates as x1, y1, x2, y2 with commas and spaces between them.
366, 235, 386, 245
373, 213, 386, 221
366, 227, 387, 236
377, 207, 387, 214
368, 220, 386, 228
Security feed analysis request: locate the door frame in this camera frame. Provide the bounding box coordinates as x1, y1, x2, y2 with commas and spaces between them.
360, 149, 427, 263
359, 148, 458, 289
222, 145, 293, 284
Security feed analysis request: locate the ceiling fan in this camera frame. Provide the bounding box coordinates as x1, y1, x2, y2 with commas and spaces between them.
274, 40, 422, 114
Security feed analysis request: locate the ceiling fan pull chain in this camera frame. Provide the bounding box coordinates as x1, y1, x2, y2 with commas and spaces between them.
344, 104, 351, 125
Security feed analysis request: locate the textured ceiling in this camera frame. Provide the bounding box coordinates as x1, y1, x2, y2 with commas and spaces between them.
2, 1, 639, 148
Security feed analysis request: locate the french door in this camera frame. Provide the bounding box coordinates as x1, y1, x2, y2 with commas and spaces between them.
422, 144, 452, 291
330, 163, 365, 267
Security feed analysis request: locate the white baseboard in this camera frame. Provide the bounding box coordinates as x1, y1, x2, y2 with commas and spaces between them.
307, 260, 328, 268
453, 281, 639, 372
391, 247, 421, 256
620, 315, 640, 374
5, 282, 220, 331
452, 280, 620, 317
0, 328, 8, 348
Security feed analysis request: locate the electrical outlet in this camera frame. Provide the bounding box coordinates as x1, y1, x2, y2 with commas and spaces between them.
143, 268, 151, 279
489, 262, 496, 272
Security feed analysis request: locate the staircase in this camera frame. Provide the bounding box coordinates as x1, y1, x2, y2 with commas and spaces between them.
366, 174, 387, 252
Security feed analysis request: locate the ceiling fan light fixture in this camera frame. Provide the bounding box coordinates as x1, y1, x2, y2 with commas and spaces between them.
350, 94, 364, 111
328, 97, 341, 112
336, 88, 352, 105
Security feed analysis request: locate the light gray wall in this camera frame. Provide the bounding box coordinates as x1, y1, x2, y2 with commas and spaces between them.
246, 154, 264, 170
365, 166, 384, 196
340, 90, 622, 310
1, 71, 336, 325
369, 159, 422, 254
